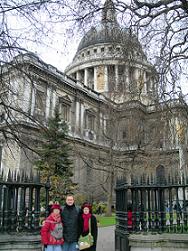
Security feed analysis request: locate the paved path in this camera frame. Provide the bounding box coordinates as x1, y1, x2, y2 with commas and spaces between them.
97, 226, 115, 251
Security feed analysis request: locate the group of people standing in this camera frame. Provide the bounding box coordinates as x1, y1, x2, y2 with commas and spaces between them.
41, 195, 98, 251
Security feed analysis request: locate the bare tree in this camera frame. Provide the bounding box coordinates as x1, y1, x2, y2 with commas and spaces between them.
70, 0, 188, 99
1, 0, 188, 212
2, 0, 187, 141
121, 0, 188, 99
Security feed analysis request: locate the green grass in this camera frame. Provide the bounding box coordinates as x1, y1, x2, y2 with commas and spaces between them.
96, 214, 116, 227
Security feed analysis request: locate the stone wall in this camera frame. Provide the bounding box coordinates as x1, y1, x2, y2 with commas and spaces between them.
129, 234, 188, 251
0, 233, 42, 251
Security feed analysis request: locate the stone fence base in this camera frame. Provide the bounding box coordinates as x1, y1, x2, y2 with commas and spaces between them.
0, 232, 42, 251
129, 233, 188, 251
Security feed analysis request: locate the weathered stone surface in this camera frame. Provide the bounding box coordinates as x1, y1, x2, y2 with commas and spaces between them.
129, 233, 188, 251
0, 233, 41, 251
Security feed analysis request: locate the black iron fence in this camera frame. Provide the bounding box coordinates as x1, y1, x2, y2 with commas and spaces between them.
0, 169, 50, 232
115, 174, 188, 251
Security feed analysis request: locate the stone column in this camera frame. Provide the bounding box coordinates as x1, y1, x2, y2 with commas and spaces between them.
115, 65, 119, 91
45, 86, 51, 119
125, 66, 129, 91
135, 68, 139, 89
75, 99, 80, 134
51, 89, 56, 117
76, 71, 81, 82
143, 71, 147, 93
30, 85, 35, 116
22, 80, 31, 113
94, 67, 97, 91
84, 68, 88, 86
104, 65, 108, 92
80, 102, 84, 135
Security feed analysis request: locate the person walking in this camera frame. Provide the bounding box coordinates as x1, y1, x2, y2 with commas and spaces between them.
127, 205, 133, 232
78, 203, 98, 251
61, 195, 80, 251
41, 204, 64, 251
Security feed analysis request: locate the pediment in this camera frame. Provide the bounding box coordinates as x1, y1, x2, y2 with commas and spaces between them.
85, 108, 96, 114
59, 95, 72, 104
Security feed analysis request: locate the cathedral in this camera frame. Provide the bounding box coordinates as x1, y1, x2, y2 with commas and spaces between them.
0, 0, 187, 202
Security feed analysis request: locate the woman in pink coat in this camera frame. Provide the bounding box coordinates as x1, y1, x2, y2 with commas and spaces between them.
41, 204, 64, 251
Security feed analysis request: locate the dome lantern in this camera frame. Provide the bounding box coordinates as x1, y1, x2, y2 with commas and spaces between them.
102, 0, 117, 24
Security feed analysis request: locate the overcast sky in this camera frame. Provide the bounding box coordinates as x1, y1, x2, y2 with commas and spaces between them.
32, 0, 107, 71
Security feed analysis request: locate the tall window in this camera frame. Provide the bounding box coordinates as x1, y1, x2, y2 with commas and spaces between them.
59, 103, 70, 122
85, 110, 95, 131
34, 88, 46, 119
59, 96, 71, 122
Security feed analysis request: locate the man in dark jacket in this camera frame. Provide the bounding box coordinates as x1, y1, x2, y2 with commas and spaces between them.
62, 195, 79, 251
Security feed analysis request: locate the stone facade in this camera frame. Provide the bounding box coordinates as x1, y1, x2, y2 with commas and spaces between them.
129, 234, 188, 251
0, 0, 187, 201
0, 233, 41, 251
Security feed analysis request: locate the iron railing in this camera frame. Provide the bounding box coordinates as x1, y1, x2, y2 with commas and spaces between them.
115, 174, 188, 251
0, 169, 50, 232
116, 175, 188, 234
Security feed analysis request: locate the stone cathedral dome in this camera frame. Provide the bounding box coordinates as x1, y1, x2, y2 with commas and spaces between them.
65, 0, 156, 106
77, 22, 125, 53
76, 0, 142, 56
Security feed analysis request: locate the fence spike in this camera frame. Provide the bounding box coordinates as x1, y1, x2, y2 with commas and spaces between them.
0, 168, 3, 181
168, 174, 171, 185
13, 170, 17, 182
186, 175, 188, 185
20, 170, 24, 182
131, 174, 134, 185
172, 176, 175, 185
143, 174, 146, 185
7, 169, 12, 182
182, 172, 185, 185
174, 172, 178, 184
29, 169, 34, 182
123, 176, 127, 185
34, 170, 40, 183
25, 171, 28, 182
17, 170, 21, 182
147, 175, 150, 185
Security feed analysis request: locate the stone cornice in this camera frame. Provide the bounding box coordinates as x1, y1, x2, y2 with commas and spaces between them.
3, 53, 107, 105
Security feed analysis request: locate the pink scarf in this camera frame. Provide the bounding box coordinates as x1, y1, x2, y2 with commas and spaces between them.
82, 213, 91, 232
